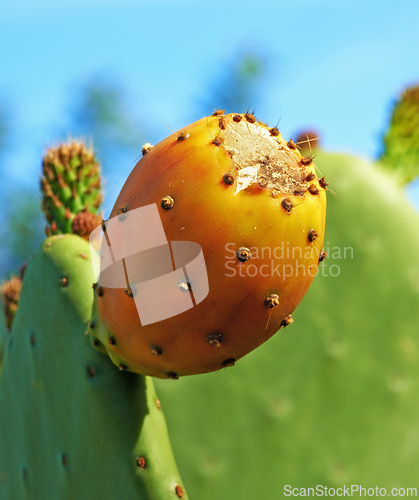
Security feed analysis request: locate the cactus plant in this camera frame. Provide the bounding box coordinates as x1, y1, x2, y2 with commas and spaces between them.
91, 112, 326, 378
41, 141, 102, 236
381, 84, 419, 184
0, 235, 187, 499
0, 140, 188, 499
154, 151, 419, 499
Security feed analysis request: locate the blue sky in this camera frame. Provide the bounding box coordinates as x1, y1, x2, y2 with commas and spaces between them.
1, 0, 419, 213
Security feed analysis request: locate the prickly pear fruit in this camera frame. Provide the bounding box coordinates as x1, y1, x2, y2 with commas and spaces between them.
41, 141, 102, 236
91, 112, 326, 378
381, 84, 419, 184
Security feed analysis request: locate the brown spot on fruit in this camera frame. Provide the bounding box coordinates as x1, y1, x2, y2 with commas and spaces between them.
308, 184, 319, 195
212, 135, 224, 146
270, 127, 279, 136
281, 314, 293, 327
108, 335, 116, 346
281, 198, 293, 214
136, 456, 146, 469
293, 188, 306, 196
150, 345, 163, 356
319, 176, 328, 189
219, 116, 226, 129
142, 143, 153, 155
305, 172, 315, 182
119, 363, 128, 371
60, 276, 69, 287
319, 249, 327, 262
300, 156, 313, 166
212, 109, 225, 116
245, 112, 256, 123
222, 358, 236, 367
161, 196, 174, 210
233, 114, 242, 122
265, 294, 280, 308
207, 333, 223, 347
96, 285, 104, 297
223, 173, 234, 185
167, 372, 179, 380
237, 247, 251, 262
287, 139, 297, 149
177, 131, 189, 141
308, 229, 318, 243
86, 365, 96, 378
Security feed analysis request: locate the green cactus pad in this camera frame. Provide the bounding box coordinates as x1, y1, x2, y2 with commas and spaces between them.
155, 152, 419, 499
0, 234, 187, 499
0, 306, 7, 375
381, 84, 419, 184
41, 141, 102, 236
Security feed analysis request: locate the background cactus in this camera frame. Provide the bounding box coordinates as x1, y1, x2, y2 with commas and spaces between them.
41, 141, 102, 236
154, 151, 419, 498
381, 84, 419, 184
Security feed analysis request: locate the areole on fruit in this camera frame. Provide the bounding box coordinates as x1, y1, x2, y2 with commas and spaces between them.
90, 112, 327, 378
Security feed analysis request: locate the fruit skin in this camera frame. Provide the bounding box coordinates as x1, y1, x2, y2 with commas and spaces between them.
0, 234, 187, 499
154, 151, 419, 499
41, 141, 102, 237
381, 84, 419, 184
92, 112, 326, 378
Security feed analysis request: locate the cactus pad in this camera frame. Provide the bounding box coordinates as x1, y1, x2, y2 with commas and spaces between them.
0, 234, 187, 499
